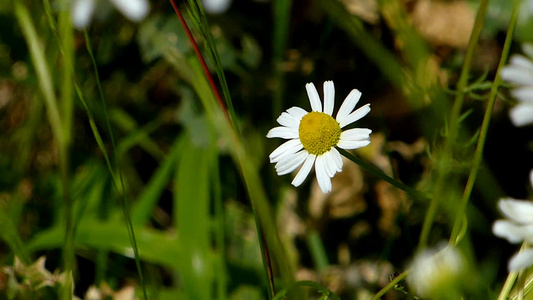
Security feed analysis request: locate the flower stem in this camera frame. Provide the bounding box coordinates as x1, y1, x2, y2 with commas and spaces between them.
370, 270, 410, 300
418, 0, 489, 250
449, 0, 520, 245
498, 271, 518, 300
337, 148, 425, 199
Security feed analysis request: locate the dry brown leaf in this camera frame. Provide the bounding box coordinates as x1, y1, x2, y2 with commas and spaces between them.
375, 180, 407, 234
309, 156, 367, 219
409, 0, 475, 49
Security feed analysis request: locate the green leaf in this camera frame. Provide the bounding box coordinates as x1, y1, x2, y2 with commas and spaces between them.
175, 132, 215, 299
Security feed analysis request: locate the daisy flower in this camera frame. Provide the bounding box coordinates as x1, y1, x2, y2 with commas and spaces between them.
493, 170, 533, 271
500, 43, 533, 127
72, 0, 150, 29
267, 81, 371, 193
407, 243, 465, 298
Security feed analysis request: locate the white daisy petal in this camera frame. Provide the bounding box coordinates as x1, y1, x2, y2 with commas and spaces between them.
336, 89, 362, 121
267, 126, 299, 139
499, 199, 533, 224
340, 128, 372, 141
492, 220, 533, 243
330, 147, 343, 172
269, 139, 303, 163
509, 104, 533, 127
315, 156, 332, 193
72, 0, 96, 29
275, 151, 307, 175
277, 112, 300, 128
202, 0, 232, 14
322, 152, 336, 178
323, 81, 335, 116
338, 104, 371, 128
509, 250, 533, 272
523, 44, 533, 59
501, 65, 533, 86
510, 87, 533, 103
306, 83, 322, 112
337, 139, 371, 150
509, 55, 533, 71
109, 0, 150, 22
287, 107, 308, 120
291, 153, 316, 187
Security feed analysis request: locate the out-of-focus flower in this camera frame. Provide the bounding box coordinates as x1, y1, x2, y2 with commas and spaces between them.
493, 170, 533, 271
407, 244, 465, 298
71, 0, 150, 29
202, 0, 233, 14
501, 44, 533, 127
267, 81, 371, 193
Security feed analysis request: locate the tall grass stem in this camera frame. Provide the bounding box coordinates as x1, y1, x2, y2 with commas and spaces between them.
418, 0, 489, 250
83, 32, 148, 300
449, 0, 520, 245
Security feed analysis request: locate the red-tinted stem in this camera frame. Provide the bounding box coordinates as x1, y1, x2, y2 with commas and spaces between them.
169, 0, 228, 118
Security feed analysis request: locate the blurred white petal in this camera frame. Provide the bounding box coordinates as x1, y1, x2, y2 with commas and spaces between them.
202, 0, 232, 14
72, 0, 96, 29
109, 0, 149, 21
501, 65, 533, 86
509, 250, 533, 272
499, 198, 533, 224
510, 87, 533, 103
509, 104, 533, 127
523, 43, 533, 59
492, 220, 533, 243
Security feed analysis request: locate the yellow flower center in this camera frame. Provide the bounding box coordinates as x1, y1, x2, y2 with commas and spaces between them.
298, 112, 341, 155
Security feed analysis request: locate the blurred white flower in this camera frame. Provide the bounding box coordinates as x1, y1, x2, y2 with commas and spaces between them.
501, 44, 533, 127
72, 0, 150, 29
202, 0, 233, 14
267, 81, 371, 193
493, 170, 533, 271
407, 244, 465, 298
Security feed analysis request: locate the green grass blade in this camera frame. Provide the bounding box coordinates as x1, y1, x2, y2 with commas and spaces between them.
14, 0, 63, 148
449, 0, 520, 245
188, 56, 295, 289
271, 0, 292, 118
175, 133, 214, 299
79, 33, 148, 299
0, 207, 31, 265
27, 220, 181, 269
131, 136, 184, 226
211, 150, 227, 300
184, 0, 238, 128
